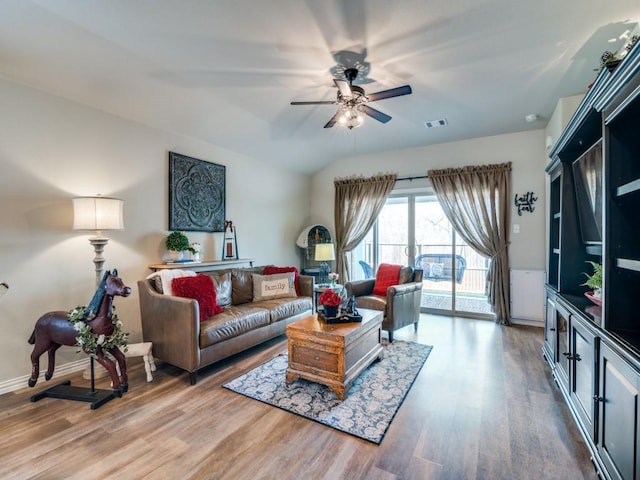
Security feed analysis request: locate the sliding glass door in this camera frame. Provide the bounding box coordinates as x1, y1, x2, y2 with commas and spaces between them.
352, 192, 492, 317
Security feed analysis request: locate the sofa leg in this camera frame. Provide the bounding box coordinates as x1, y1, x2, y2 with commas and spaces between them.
414, 321, 418, 333
189, 372, 197, 385
388, 331, 394, 343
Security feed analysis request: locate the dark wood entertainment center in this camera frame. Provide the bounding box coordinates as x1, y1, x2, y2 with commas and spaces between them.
543, 43, 640, 480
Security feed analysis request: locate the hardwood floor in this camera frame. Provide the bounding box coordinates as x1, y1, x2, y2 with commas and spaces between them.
0, 314, 598, 480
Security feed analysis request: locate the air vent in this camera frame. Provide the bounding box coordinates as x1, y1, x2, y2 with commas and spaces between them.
424, 118, 448, 128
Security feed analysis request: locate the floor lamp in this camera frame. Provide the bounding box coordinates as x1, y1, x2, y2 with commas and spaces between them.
30, 196, 124, 409
72, 196, 124, 287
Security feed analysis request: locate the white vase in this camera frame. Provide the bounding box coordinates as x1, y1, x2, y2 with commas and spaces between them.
168, 250, 183, 261
191, 252, 201, 261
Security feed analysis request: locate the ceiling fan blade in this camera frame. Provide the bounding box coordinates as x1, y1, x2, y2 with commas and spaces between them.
361, 105, 392, 123
334, 79, 353, 98
291, 101, 336, 105
324, 111, 342, 128
366, 85, 412, 102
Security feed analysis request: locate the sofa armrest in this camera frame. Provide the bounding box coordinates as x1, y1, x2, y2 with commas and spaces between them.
387, 281, 423, 299
386, 281, 423, 328
345, 278, 376, 297
137, 279, 200, 372
298, 274, 314, 298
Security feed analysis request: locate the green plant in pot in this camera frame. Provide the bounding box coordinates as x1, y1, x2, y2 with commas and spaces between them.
581, 261, 602, 299
165, 231, 190, 261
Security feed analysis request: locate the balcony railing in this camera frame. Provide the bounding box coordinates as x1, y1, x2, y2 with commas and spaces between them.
361, 243, 489, 295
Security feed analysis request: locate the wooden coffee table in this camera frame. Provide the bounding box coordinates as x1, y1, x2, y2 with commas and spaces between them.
285, 308, 383, 400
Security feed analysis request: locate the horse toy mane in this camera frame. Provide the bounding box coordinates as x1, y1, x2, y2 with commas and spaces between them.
84, 269, 117, 320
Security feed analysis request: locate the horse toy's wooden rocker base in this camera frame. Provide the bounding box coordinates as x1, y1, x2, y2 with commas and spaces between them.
28, 270, 131, 409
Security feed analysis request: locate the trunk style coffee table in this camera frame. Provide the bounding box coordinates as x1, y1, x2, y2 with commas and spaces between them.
285, 308, 383, 400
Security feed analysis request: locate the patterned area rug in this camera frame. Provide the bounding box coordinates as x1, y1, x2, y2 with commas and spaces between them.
223, 340, 432, 444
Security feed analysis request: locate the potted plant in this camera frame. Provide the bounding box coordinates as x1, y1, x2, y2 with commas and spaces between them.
595, 37, 639, 75
319, 289, 342, 318
190, 242, 202, 261
581, 261, 602, 304
165, 231, 190, 261
598, 50, 622, 72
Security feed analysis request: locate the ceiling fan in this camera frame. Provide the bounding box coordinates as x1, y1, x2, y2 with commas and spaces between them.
290, 68, 412, 129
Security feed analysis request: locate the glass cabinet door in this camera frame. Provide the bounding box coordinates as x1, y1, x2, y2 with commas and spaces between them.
555, 303, 571, 390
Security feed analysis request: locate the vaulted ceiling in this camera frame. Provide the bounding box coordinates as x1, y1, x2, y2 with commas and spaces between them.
1, 1, 639, 174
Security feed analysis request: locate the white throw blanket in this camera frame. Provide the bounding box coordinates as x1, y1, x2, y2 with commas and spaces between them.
146, 269, 196, 296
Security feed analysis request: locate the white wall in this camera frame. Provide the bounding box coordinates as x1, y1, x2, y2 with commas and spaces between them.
309, 130, 548, 272
0, 77, 310, 384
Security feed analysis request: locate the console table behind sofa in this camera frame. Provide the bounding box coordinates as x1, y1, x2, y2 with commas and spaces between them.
148, 258, 254, 273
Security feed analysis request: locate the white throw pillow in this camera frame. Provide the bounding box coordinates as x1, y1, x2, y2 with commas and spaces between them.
429, 263, 445, 277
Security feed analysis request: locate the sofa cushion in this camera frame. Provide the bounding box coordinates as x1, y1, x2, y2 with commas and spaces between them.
232, 269, 254, 305
207, 271, 232, 307
373, 263, 402, 296
252, 272, 296, 301
398, 265, 415, 284
354, 294, 387, 315
252, 296, 313, 323
152, 276, 164, 294
171, 274, 223, 322
199, 305, 270, 348
263, 265, 301, 295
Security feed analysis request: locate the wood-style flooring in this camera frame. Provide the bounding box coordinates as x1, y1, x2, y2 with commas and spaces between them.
0, 314, 598, 480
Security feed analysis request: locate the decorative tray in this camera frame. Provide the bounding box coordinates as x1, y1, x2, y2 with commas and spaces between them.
319, 313, 363, 324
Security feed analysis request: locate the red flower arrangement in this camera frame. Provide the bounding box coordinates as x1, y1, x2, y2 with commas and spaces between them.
319, 289, 342, 307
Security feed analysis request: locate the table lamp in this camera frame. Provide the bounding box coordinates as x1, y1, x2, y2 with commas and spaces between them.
315, 243, 335, 286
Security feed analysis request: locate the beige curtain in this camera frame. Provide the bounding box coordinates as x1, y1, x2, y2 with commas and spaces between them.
334, 174, 397, 282
428, 163, 512, 325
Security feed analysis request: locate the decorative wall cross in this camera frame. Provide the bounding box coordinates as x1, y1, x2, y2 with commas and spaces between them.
514, 192, 538, 216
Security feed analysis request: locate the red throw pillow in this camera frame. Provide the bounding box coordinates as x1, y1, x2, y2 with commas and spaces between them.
373, 263, 402, 296
172, 274, 223, 322
263, 266, 300, 295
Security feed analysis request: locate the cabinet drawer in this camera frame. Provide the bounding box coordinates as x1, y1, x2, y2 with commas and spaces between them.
290, 343, 339, 375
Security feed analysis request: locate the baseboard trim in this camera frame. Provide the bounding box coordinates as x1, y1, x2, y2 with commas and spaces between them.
511, 318, 544, 327
0, 359, 88, 396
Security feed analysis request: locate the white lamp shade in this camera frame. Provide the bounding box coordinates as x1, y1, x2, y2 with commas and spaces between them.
73, 196, 124, 231
315, 243, 335, 261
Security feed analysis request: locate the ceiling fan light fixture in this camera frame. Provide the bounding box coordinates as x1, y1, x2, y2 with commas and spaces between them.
339, 105, 364, 129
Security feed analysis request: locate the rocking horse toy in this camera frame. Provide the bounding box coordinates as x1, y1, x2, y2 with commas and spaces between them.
28, 269, 131, 407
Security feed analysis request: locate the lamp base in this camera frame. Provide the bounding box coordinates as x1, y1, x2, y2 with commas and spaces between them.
88, 236, 110, 287
319, 261, 330, 286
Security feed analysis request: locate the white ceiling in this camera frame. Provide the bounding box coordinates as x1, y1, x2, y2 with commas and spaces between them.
1, 1, 639, 174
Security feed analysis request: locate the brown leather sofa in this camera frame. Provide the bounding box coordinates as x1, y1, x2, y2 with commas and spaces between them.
138, 266, 313, 384
345, 266, 423, 342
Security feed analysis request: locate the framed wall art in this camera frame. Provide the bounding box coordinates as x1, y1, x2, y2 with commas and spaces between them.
168, 151, 225, 232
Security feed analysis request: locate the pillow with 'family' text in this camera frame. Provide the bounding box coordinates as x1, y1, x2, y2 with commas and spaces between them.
251, 272, 296, 301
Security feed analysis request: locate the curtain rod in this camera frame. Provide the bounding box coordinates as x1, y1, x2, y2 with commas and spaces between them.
395, 175, 429, 182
